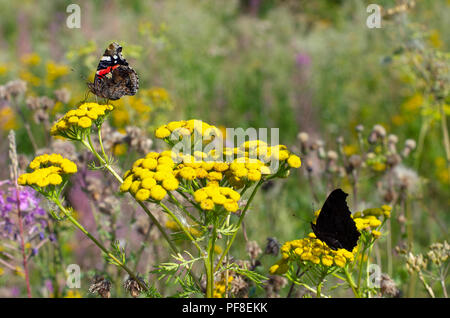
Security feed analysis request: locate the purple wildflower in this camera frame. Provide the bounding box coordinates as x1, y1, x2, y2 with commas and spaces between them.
0, 180, 52, 260
295, 52, 311, 68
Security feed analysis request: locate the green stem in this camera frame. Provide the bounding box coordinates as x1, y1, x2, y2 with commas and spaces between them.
386, 217, 393, 276
215, 180, 262, 272
415, 118, 430, 171
316, 281, 323, 298
357, 244, 367, 291
137, 201, 178, 254
81, 136, 178, 255
418, 272, 435, 298
206, 224, 217, 298
160, 202, 203, 254
439, 100, 450, 178
97, 125, 109, 162
53, 199, 147, 291
168, 192, 201, 225
343, 267, 359, 298
366, 242, 374, 298
204, 258, 213, 298
81, 138, 123, 182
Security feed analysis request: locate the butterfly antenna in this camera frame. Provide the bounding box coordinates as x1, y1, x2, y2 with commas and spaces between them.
291, 211, 308, 223
71, 67, 91, 83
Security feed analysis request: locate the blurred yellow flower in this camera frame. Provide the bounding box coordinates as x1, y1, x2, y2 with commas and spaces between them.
21, 52, 41, 66
19, 70, 41, 86
0, 63, 9, 75
147, 87, 170, 104
343, 144, 358, 156
371, 162, 386, 172
113, 143, 128, 156
64, 290, 82, 298
129, 96, 151, 114
402, 93, 423, 112
112, 108, 130, 128
435, 157, 449, 184
391, 114, 406, 126
46, 61, 70, 83
428, 30, 443, 48
14, 266, 25, 278
0, 107, 18, 130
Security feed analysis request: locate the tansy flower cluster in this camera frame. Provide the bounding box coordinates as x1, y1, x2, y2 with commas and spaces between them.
50, 102, 114, 139
18, 154, 77, 189
353, 205, 391, 238
193, 184, 241, 213
163, 151, 300, 191
155, 119, 221, 143
119, 151, 179, 202
269, 233, 356, 275
171, 154, 230, 183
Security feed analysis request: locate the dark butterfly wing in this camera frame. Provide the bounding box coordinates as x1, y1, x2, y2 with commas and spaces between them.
109, 65, 139, 98
311, 188, 360, 251
88, 43, 139, 101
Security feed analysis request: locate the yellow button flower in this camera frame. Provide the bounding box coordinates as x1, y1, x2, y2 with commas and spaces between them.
150, 185, 167, 201
287, 154, 301, 168
78, 116, 92, 128
135, 189, 150, 201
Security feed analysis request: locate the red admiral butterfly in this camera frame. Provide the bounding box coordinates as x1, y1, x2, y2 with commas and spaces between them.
88, 42, 139, 100
311, 188, 360, 251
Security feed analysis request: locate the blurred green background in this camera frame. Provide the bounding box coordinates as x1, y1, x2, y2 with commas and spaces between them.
0, 0, 448, 297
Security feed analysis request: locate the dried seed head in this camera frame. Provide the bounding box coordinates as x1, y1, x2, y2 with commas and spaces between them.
406, 252, 427, 273
89, 275, 112, 298
427, 241, 449, 266
5, 80, 27, 98
297, 132, 309, 144
327, 150, 338, 161
402, 139, 417, 157
405, 139, 416, 150
348, 154, 362, 170
393, 165, 419, 193
355, 124, 364, 133
368, 124, 386, 144
39, 96, 55, 110
386, 153, 402, 168
246, 240, 262, 261
387, 134, 398, 144
26, 96, 41, 110
387, 134, 399, 153
264, 275, 288, 298
383, 188, 395, 203
125, 126, 153, 154
310, 139, 323, 151
123, 276, 145, 298
54, 88, 71, 104
230, 275, 248, 298
265, 237, 280, 256
305, 158, 314, 173
380, 273, 400, 297
373, 124, 386, 138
